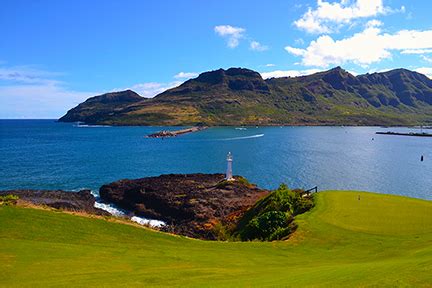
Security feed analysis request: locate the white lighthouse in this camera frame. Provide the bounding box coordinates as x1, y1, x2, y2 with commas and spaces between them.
226, 152, 234, 181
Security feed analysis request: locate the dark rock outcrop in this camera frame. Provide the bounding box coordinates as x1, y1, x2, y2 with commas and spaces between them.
99, 173, 269, 239
0, 189, 109, 215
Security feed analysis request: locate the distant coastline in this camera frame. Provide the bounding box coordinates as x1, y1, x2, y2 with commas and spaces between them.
4, 119, 432, 128
57, 67, 432, 127
376, 131, 432, 137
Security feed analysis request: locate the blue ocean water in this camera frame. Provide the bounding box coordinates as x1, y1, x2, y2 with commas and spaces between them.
1, 120, 431, 200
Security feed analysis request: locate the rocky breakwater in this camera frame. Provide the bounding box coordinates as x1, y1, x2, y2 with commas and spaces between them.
147, 126, 207, 138
0, 189, 109, 215
99, 173, 269, 239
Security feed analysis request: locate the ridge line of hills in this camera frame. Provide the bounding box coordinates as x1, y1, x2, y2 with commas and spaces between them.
59, 66, 432, 126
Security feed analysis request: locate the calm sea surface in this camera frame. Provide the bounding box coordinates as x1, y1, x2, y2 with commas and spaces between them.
1, 120, 431, 200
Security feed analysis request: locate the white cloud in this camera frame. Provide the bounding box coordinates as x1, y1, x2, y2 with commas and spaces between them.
174, 72, 198, 79
260, 69, 322, 79
214, 25, 266, 51
129, 81, 181, 98
0, 83, 95, 118
294, 38, 305, 45
265, 64, 276, 67
0, 64, 186, 118
214, 25, 245, 48
285, 46, 306, 56
0, 66, 62, 85
365, 19, 383, 28
414, 67, 432, 78
294, 0, 402, 34
250, 41, 268, 51
420, 55, 432, 63
123, 71, 195, 99
401, 49, 432, 54
285, 26, 432, 67
130, 71, 198, 97
0, 64, 96, 118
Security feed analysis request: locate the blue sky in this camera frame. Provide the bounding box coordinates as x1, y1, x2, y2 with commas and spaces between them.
1, 0, 432, 118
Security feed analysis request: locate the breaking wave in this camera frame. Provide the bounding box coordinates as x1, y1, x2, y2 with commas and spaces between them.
217, 134, 264, 141
131, 216, 165, 227
90, 190, 166, 227
73, 124, 111, 128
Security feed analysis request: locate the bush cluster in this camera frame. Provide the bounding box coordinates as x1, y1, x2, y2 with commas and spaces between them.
236, 184, 314, 241
0, 194, 19, 206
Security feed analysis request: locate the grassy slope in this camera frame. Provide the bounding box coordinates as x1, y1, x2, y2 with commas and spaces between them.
1, 191, 431, 287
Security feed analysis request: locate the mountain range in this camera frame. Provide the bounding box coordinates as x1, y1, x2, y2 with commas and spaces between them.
59, 67, 432, 126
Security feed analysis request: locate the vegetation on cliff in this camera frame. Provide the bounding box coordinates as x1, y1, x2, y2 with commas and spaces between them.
59, 67, 432, 126
0, 194, 19, 206
235, 184, 314, 241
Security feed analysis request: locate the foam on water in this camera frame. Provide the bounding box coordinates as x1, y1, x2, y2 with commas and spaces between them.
90, 190, 166, 227
131, 216, 165, 227
74, 124, 111, 128
94, 201, 125, 216
218, 134, 264, 141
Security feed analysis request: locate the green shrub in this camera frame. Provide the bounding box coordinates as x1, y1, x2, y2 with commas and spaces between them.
268, 184, 314, 215
212, 222, 232, 241
235, 183, 314, 241
268, 223, 297, 241
242, 211, 292, 241
0, 195, 19, 206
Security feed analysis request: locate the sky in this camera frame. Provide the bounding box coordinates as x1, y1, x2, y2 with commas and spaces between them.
1, 0, 432, 118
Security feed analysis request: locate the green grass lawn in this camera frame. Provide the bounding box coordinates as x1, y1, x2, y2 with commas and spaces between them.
1, 191, 431, 287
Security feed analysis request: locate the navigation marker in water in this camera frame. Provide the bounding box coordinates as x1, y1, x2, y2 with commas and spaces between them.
226, 152, 234, 181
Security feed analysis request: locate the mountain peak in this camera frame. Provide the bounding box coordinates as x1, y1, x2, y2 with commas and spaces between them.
225, 67, 262, 79
194, 67, 263, 85
58, 90, 143, 123
325, 66, 352, 76
381, 68, 426, 78
85, 90, 143, 104
319, 66, 357, 90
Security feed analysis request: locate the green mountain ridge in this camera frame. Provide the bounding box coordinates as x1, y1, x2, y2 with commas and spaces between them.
59, 67, 432, 126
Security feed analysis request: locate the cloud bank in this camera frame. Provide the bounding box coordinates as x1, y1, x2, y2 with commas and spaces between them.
0, 65, 95, 118
293, 0, 402, 34
286, 26, 432, 67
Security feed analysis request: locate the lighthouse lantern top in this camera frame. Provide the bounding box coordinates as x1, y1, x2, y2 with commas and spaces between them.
227, 152, 233, 161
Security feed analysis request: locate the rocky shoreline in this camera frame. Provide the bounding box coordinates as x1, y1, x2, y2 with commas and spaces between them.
0, 189, 110, 215
99, 173, 268, 239
2, 174, 313, 240
0, 174, 269, 239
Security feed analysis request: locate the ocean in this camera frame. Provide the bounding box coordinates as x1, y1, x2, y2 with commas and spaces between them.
1, 120, 431, 200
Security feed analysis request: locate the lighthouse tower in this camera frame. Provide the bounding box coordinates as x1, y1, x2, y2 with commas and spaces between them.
226, 152, 234, 181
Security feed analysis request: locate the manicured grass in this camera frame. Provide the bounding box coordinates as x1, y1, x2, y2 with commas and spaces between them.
1, 191, 431, 287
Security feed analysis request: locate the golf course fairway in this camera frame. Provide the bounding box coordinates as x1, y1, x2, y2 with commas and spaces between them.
1, 191, 431, 287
